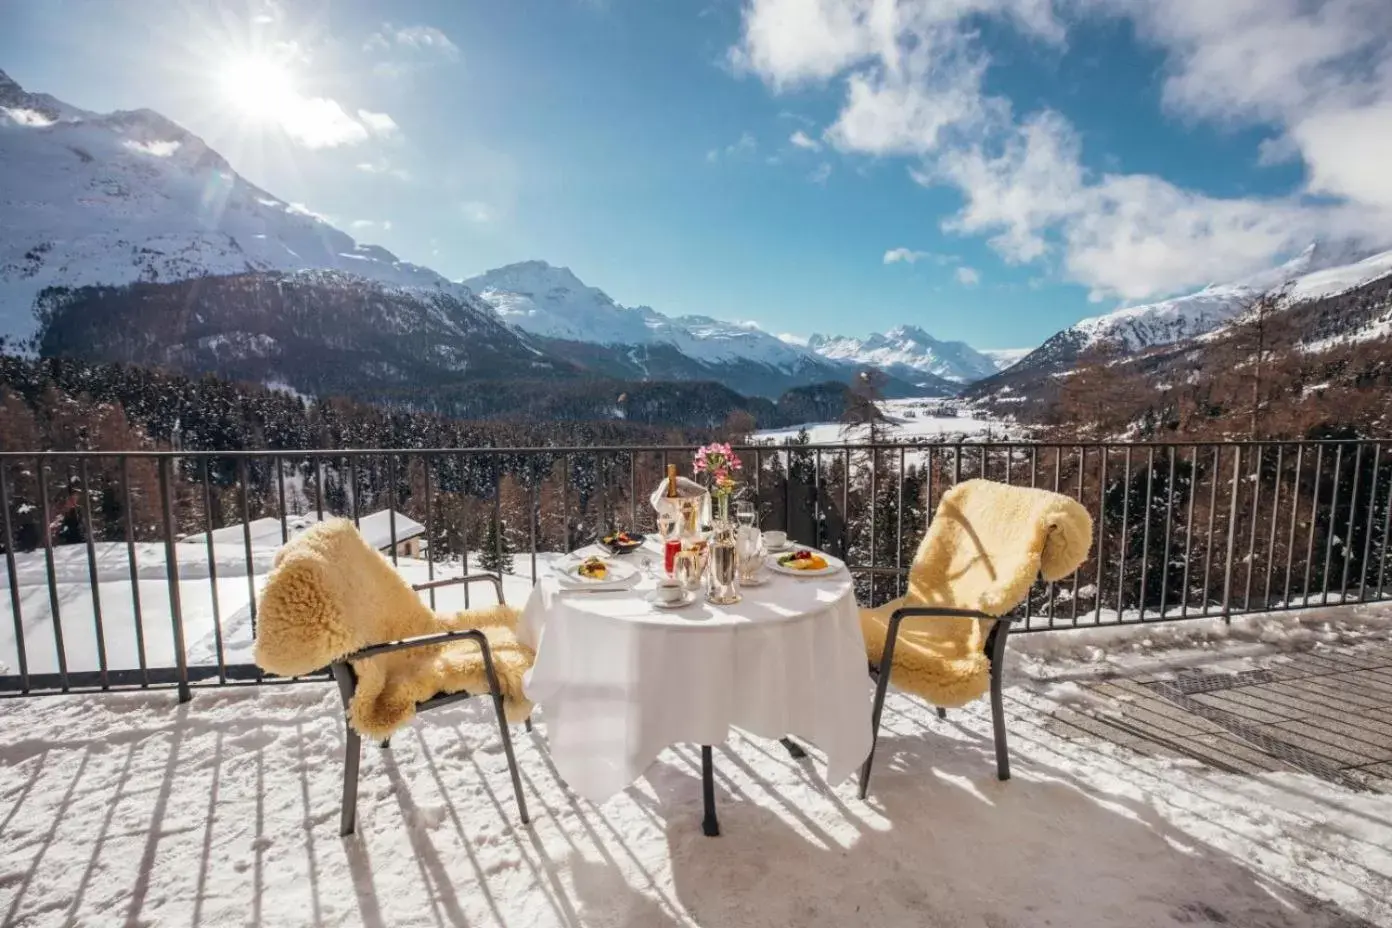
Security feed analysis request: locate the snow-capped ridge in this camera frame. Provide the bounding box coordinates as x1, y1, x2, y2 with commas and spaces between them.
806, 326, 1001, 384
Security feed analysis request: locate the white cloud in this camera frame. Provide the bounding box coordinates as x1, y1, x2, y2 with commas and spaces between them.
809, 162, 832, 184
279, 96, 370, 148
883, 247, 957, 265
365, 24, 459, 58
789, 129, 821, 150
350, 219, 393, 232
732, 0, 1392, 303
357, 110, 399, 137
956, 265, 980, 286
707, 131, 757, 162
366, 23, 460, 78
356, 159, 411, 181
461, 201, 495, 223
884, 247, 927, 264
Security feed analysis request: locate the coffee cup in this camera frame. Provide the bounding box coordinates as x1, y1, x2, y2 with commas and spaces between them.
762, 530, 788, 549
655, 579, 684, 603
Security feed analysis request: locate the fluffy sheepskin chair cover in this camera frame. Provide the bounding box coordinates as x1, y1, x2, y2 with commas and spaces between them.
861, 479, 1093, 707
253, 519, 533, 739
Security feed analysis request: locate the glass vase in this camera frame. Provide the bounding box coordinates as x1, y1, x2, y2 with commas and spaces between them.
706, 520, 741, 605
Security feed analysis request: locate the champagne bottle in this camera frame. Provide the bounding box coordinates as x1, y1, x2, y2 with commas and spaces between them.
666, 463, 679, 497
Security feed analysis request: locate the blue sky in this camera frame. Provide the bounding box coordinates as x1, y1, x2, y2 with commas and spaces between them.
3, 0, 1390, 350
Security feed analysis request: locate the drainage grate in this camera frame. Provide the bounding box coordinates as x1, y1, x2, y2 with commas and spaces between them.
1142, 676, 1373, 792
1161, 669, 1277, 695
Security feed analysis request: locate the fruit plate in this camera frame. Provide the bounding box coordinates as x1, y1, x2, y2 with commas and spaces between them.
599, 531, 646, 555
766, 549, 845, 577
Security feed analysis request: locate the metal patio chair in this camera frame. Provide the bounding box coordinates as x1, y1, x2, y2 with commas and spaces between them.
329, 572, 530, 836
855, 479, 1093, 799
253, 519, 533, 838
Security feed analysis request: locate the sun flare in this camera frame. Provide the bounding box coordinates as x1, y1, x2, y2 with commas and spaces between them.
218, 55, 295, 121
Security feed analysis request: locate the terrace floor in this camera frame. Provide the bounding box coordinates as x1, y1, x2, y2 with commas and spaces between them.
4, 618, 1392, 927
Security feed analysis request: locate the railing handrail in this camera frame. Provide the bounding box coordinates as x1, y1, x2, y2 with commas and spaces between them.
2, 436, 1389, 460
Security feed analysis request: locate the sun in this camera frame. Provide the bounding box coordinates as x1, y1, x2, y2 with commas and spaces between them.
218, 55, 296, 121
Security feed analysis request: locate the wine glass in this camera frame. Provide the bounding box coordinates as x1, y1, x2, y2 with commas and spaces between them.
735, 499, 757, 530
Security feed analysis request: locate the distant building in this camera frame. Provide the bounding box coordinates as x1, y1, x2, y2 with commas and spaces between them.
179, 509, 425, 557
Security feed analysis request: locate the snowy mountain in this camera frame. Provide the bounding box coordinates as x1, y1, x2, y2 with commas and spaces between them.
0, 69, 478, 346
989, 243, 1385, 383
966, 242, 1392, 401
806, 325, 1000, 384
463, 261, 958, 398
464, 261, 836, 371
978, 347, 1032, 371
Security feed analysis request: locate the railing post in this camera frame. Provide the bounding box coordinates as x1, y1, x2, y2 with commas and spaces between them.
1221, 446, 1242, 625
159, 456, 192, 703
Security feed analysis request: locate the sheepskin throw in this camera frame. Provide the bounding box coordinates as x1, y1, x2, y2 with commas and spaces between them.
861, 478, 1093, 707
253, 519, 533, 739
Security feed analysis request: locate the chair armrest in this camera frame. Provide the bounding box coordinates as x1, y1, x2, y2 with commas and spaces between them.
346, 628, 488, 661
873, 607, 1012, 682
889, 606, 1005, 623
412, 572, 506, 606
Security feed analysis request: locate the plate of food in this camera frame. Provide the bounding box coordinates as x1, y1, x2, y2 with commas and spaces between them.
599, 530, 646, 555
554, 555, 640, 587
766, 548, 844, 577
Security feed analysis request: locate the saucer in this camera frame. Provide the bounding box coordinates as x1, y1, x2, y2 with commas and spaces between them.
764, 541, 794, 554
646, 589, 696, 610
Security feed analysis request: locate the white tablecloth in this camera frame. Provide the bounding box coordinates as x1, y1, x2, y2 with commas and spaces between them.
518, 545, 874, 803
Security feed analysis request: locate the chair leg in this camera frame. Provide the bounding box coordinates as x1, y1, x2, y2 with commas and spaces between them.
988, 622, 1012, 781
380, 738, 391, 750
492, 694, 530, 824
990, 664, 1010, 781
859, 663, 894, 800
936, 707, 947, 720
524, 716, 533, 733
341, 725, 362, 836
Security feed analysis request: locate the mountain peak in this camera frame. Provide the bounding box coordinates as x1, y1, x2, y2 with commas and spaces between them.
883, 324, 934, 344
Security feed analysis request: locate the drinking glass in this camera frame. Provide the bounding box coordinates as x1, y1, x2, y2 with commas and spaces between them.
737, 527, 766, 583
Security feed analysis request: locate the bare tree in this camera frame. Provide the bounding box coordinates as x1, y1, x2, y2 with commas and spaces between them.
840, 369, 890, 444
1227, 284, 1291, 438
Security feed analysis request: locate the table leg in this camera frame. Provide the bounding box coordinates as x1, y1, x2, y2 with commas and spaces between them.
779, 736, 808, 759
701, 745, 720, 837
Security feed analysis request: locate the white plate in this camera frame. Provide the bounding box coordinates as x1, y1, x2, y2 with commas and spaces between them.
766, 550, 845, 577
553, 556, 640, 587
646, 589, 697, 610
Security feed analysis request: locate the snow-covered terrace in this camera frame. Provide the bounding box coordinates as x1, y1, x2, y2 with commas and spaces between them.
4, 603, 1392, 927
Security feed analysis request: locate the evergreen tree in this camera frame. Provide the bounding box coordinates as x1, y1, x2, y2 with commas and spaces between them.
478, 514, 514, 574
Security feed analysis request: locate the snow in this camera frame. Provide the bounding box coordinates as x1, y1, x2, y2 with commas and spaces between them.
807, 326, 1000, 384
1062, 242, 1392, 357
755, 398, 1011, 444
978, 346, 1032, 370
3, 626, 1391, 926
463, 262, 830, 372
0, 540, 555, 678
0, 73, 488, 343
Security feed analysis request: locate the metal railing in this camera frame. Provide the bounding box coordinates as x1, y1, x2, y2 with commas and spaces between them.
2, 439, 1389, 700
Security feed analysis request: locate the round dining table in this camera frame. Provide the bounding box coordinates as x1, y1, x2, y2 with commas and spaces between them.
517, 540, 874, 836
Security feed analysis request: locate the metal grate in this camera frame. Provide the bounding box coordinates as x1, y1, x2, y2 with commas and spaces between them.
1143, 676, 1376, 792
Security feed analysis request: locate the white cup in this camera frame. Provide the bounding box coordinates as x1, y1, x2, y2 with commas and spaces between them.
762, 530, 787, 549
655, 579, 684, 603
